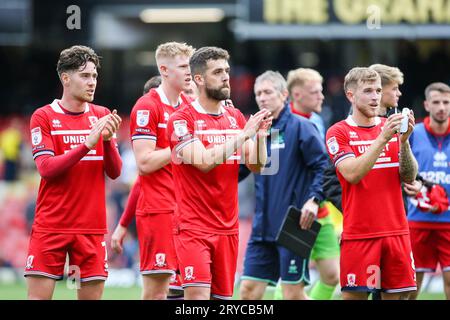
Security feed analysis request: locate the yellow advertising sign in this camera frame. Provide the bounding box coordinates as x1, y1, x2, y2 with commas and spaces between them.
262, 0, 450, 24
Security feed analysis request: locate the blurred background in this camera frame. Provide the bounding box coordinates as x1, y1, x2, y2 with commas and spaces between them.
0, 0, 449, 299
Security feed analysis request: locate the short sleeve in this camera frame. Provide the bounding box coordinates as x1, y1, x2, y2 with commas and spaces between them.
325, 124, 355, 166
30, 109, 55, 160
130, 98, 160, 143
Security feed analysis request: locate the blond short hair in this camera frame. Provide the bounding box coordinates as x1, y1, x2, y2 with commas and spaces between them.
155, 42, 195, 66
369, 64, 404, 87
344, 67, 380, 92
286, 68, 323, 94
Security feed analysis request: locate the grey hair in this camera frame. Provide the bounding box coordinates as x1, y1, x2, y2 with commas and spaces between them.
254, 70, 287, 93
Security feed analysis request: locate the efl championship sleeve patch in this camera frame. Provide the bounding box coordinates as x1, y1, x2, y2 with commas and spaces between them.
173, 120, 189, 139
326, 136, 339, 155
136, 110, 150, 127
31, 127, 42, 146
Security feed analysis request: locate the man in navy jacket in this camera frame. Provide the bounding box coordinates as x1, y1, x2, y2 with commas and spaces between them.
240, 71, 328, 300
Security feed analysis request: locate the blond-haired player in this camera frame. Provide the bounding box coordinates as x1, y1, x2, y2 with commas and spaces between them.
326, 67, 418, 299
113, 42, 194, 299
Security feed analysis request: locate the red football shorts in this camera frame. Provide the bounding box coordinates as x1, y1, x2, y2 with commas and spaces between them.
410, 228, 450, 272
174, 229, 238, 299
340, 235, 416, 293
136, 213, 177, 276
24, 231, 108, 282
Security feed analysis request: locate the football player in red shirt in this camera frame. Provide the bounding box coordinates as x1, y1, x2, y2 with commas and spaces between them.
110, 75, 162, 252
25, 45, 122, 300
126, 42, 194, 300
325, 67, 418, 300
167, 46, 272, 300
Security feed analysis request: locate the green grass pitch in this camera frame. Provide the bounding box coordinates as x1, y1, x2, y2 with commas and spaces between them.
0, 282, 446, 300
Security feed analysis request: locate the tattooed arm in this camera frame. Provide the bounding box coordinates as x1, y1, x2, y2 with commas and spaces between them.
399, 140, 418, 183
399, 111, 418, 183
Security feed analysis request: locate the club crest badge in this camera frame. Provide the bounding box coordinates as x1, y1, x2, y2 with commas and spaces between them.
185, 266, 195, 281
88, 116, 98, 127
26, 255, 34, 270
347, 273, 356, 287
228, 116, 238, 129
154, 253, 167, 267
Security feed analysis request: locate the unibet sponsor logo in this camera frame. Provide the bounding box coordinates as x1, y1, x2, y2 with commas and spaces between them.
206, 135, 234, 144
63, 135, 88, 144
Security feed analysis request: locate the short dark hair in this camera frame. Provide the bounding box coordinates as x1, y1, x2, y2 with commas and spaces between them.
189, 46, 229, 77
143, 75, 161, 94
425, 82, 450, 99
56, 45, 100, 77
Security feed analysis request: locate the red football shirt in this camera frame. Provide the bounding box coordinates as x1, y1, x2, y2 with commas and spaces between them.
130, 86, 190, 215
167, 100, 247, 235
30, 99, 117, 234
325, 116, 409, 240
